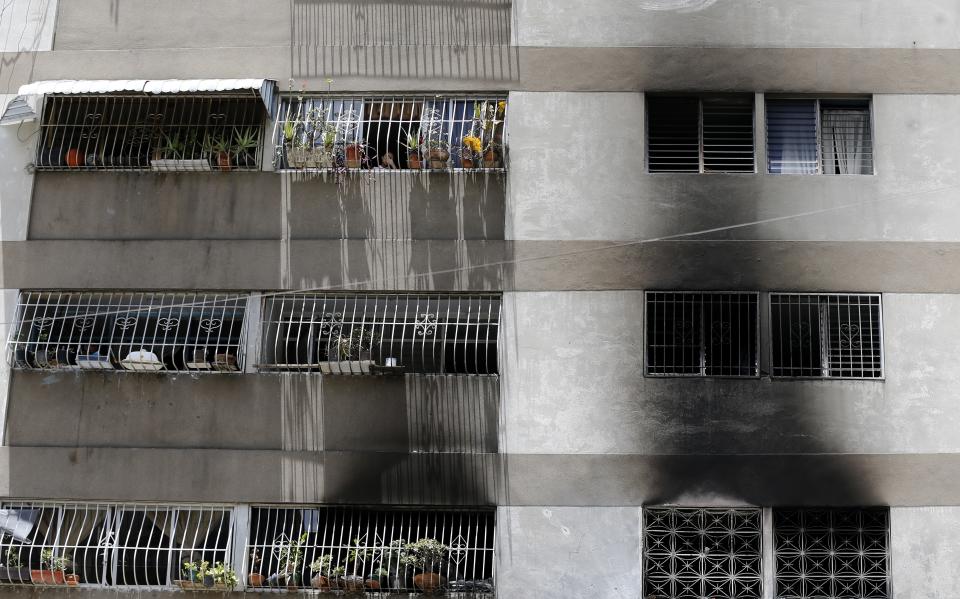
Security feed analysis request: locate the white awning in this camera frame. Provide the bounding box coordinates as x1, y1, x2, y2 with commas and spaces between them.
1, 78, 277, 125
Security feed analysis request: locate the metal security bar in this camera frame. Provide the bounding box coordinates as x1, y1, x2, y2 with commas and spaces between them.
0, 502, 234, 590
643, 507, 763, 599
647, 95, 755, 173
8, 292, 247, 373
766, 98, 873, 175
36, 94, 266, 171
645, 292, 759, 377
774, 508, 890, 599
260, 293, 500, 375
770, 293, 883, 378
292, 0, 513, 47
246, 506, 494, 595
274, 95, 507, 172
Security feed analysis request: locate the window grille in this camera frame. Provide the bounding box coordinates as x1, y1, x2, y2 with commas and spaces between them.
774, 508, 890, 599
643, 507, 763, 599
35, 94, 267, 172
0, 502, 234, 589
645, 292, 759, 377
274, 95, 507, 172
770, 293, 883, 378
647, 95, 755, 173
246, 506, 494, 595
766, 98, 873, 175
8, 291, 247, 373
259, 293, 500, 375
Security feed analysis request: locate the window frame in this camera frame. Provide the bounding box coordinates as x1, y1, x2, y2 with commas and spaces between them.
645, 93, 757, 174
765, 95, 875, 176
643, 291, 761, 379
768, 292, 884, 380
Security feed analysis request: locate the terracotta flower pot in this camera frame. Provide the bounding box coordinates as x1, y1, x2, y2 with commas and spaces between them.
31, 569, 65, 585
248, 572, 265, 587
345, 144, 363, 168
413, 572, 445, 593
65, 149, 84, 168
64, 574, 79, 587
482, 149, 499, 168
428, 149, 449, 169
408, 152, 422, 169
217, 151, 232, 171
462, 157, 475, 168
309, 574, 330, 590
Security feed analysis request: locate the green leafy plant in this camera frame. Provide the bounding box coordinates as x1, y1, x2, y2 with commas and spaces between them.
182, 559, 208, 580
330, 566, 345, 577
337, 327, 379, 360
5, 547, 20, 568
400, 538, 448, 573
40, 550, 71, 572
231, 127, 259, 157
282, 120, 298, 143
205, 561, 238, 589
308, 554, 332, 576
156, 131, 187, 160
276, 532, 308, 574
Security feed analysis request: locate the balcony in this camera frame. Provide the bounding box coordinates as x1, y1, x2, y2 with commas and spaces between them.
4, 79, 278, 172
274, 95, 507, 173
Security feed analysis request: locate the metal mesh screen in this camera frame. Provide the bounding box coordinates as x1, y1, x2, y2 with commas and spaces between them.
246, 506, 494, 595
643, 507, 763, 599
36, 94, 266, 172
260, 293, 500, 375
774, 508, 890, 599
0, 502, 234, 589
645, 292, 759, 377
274, 95, 506, 171
770, 293, 883, 378
8, 291, 247, 373
647, 95, 755, 173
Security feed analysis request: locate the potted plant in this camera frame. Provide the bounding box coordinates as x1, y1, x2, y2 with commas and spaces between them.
319, 327, 378, 374
248, 550, 265, 587
344, 143, 364, 169
177, 559, 207, 589
151, 130, 210, 171
461, 135, 483, 168
425, 139, 450, 169
31, 550, 70, 585
204, 134, 232, 171
270, 532, 307, 589
206, 561, 238, 591
308, 554, 332, 590
406, 132, 422, 169
401, 538, 448, 594
0, 547, 31, 584
232, 127, 259, 169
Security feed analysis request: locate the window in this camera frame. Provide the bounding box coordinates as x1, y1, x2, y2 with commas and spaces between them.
259, 293, 501, 375
774, 508, 889, 599
645, 292, 759, 377
766, 98, 873, 174
275, 95, 507, 171
36, 92, 269, 172
770, 293, 883, 378
8, 291, 248, 373
0, 502, 234, 588
246, 506, 495, 595
647, 95, 755, 173
643, 507, 763, 599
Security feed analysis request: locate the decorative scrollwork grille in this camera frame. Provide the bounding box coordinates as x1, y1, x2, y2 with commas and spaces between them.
643, 507, 763, 599
260, 293, 500, 375
0, 502, 234, 589
774, 508, 890, 599
246, 506, 494, 595
274, 95, 507, 172
8, 291, 247, 373
770, 293, 883, 378
645, 292, 760, 377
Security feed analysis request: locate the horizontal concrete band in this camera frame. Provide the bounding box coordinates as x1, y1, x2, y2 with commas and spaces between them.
5, 47, 960, 94
4, 239, 960, 292
2, 448, 958, 507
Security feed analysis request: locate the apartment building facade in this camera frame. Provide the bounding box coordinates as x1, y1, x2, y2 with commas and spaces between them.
0, 1, 958, 597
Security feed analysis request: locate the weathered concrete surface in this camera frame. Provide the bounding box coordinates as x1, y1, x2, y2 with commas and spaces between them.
502, 292, 960, 455
29, 172, 506, 241
515, 0, 960, 49
892, 507, 960, 598
507, 93, 960, 242
496, 506, 641, 599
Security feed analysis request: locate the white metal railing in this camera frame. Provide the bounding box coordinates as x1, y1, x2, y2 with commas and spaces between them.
35, 94, 266, 172
645, 292, 760, 377
246, 506, 495, 595
0, 502, 235, 589
274, 95, 507, 172
770, 293, 883, 379
259, 293, 501, 375
8, 291, 248, 373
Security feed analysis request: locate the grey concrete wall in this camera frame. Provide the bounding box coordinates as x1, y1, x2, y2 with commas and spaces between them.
891, 506, 960, 598
29, 172, 506, 241
5, 372, 499, 454
515, 0, 960, 49
501, 292, 960, 455
507, 92, 960, 242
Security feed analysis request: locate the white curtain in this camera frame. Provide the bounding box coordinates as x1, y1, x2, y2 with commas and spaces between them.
821, 109, 870, 174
